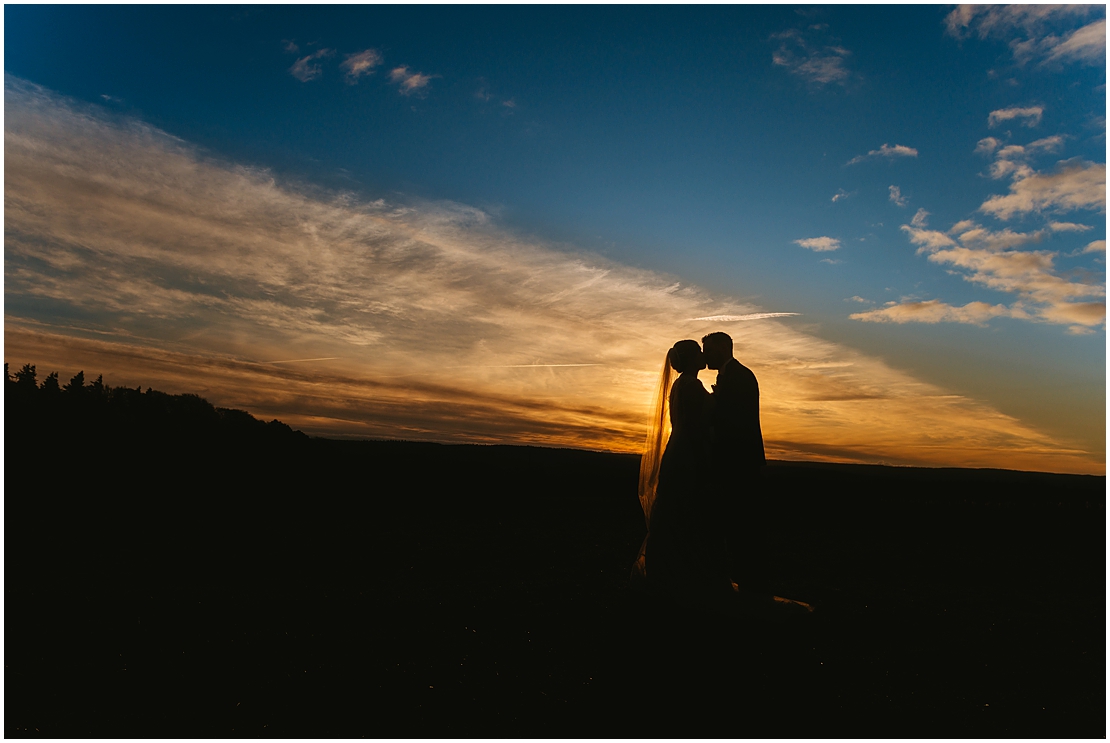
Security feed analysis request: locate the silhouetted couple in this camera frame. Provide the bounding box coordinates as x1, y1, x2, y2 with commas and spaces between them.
633, 332, 810, 614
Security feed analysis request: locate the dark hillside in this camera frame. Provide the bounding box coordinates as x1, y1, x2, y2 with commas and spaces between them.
5, 365, 1105, 737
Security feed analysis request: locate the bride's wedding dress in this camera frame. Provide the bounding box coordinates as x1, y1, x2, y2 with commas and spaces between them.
632, 365, 733, 604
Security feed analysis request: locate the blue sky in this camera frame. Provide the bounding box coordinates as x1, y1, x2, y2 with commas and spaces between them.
4, 5, 1105, 472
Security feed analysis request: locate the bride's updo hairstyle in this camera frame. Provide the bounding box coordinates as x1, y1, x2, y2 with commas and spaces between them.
668, 339, 702, 373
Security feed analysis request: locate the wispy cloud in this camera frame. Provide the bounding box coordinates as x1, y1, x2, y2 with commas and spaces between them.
282, 40, 299, 54
794, 236, 841, 252
847, 143, 919, 165
945, 6, 1105, 67
988, 106, 1044, 128
4, 76, 1100, 473
389, 66, 436, 96
831, 188, 851, 202
888, 185, 908, 207
885, 128, 1106, 335
289, 48, 334, 82
910, 208, 929, 227
884, 220, 1105, 333
340, 49, 383, 83
1043, 18, 1106, 65
771, 27, 852, 86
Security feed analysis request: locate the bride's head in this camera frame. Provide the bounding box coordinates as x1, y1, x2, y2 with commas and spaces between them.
668, 339, 705, 374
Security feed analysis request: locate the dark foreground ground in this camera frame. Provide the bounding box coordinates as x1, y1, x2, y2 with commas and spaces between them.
6, 436, 1105, 738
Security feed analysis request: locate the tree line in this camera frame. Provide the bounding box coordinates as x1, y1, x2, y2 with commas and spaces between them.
5, 362, 307, 445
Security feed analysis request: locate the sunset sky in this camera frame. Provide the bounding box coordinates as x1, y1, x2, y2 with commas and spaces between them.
4, 5, 1105, 474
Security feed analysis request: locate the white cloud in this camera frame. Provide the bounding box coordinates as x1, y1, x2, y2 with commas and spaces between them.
289, 48, 334, 82
946, 6, 1104, 67
389, 66, 436, 96
5, 76, 1102, 473
847, 143, 919, 165
988, 106, 1044, 128
975, 137, 1001, 155
846, 296, 871, 304
891, 217, 1105, 330
1082, 239, 1106, 254
340, 49, 383, 83
1026, 135, 1065, 153
282, 40, 299, 54
910, 208, 929, 227
831, 189, 851, 202
794, 236, 841, 252
771, 28, 852, 86
988, 159, 1033, 181
980, 159, 1106, 220
950, 223, 1047, 251
852, 299, 1017, 326
945, 5, 1094, 39
900, 225, 956, 252
888, 185, 908, 207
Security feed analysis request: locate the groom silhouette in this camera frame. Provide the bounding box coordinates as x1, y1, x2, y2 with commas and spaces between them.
701, 331, 768, 593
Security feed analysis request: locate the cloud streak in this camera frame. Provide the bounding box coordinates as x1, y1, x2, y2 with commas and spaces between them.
794, 237, 840, 252
4, 76, 1100, 474
945, 6, 1105, 67
847, 143, 918, 165
771, 27, 852, 86
980, 159, 1106, 220
988, 106, 1044, 128
389, 66, 436, 96
289, 48, 335, 82
875, 216, 1105, 334
688, 313, 801, 322
340, 49, 383, 83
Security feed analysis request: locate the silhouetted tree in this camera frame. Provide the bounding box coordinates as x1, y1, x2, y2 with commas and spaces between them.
14, 364, 37, 394
64, 371, 86, 395
40, 371, 61, 396
89, 374, 105, 398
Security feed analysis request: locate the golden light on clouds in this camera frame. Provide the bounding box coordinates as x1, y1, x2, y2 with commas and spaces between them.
4, 77, 1102, 474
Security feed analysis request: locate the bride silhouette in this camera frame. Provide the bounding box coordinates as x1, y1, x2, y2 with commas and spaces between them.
631, 339, 813, 614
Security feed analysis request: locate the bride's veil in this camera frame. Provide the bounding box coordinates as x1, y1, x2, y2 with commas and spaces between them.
638, 350, 674, 529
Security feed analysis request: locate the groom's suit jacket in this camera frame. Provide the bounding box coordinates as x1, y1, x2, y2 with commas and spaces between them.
711, 358, 767, 472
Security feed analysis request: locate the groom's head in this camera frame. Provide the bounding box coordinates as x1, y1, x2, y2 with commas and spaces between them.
701, 332, 733, 370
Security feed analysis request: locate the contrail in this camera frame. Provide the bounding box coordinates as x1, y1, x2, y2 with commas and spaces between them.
258, 357, 341, 364
447, 363, 604, 369
688, 312, 800, 322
